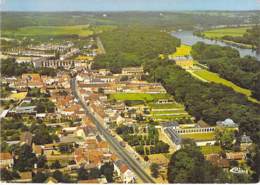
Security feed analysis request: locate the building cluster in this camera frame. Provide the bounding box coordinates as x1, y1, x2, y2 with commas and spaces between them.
160, 118, 253, 174
76, 67, 168, 127
1, 70, 136, 183
2, 38, 96, 70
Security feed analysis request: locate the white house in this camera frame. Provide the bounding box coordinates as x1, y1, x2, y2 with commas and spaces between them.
114, 160, 136, 183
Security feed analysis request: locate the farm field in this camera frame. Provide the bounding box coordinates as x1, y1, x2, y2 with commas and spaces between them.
202, 26, 251, 39
180, 132, 215, 141
200, 145, 222, 155
192, 69, 252, 97
109, 93, 170, 102
2, 25, 116, 37
169, 44, 191, 58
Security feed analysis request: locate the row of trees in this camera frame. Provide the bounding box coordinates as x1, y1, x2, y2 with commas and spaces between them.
191, 42, 260, 100
135, 141, 169, 155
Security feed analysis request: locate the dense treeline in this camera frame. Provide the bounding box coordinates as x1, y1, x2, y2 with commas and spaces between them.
93, 27, 180, 73
168, 141, 252, 183
222, 26, 260, 49
145, 59, 260, 142
2, 12, 255, 30
144, 59, 260, 182
191, 42, 260, 100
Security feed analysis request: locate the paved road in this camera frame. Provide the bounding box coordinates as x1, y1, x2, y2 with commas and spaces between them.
71, 77, 155, 183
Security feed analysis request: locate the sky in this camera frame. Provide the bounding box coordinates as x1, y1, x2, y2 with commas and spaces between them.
1, 0, 260, 12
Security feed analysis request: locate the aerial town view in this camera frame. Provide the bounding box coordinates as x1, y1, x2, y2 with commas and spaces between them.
0, 0, 260, 184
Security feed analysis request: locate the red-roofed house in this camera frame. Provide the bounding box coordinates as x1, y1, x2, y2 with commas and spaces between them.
0, 152, 14, 168
114, 160, 135, 183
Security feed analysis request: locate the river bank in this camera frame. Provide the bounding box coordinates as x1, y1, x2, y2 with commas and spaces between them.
171, 31, 260, 60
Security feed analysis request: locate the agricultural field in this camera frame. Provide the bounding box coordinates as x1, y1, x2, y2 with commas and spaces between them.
180, 132, 215, 141
192, 69, 252, 97
169, 44, 192, 58
200, 145, 222, 155
109, 93, 170, 102
2, 25, 116, 38
202, 26, 250, 39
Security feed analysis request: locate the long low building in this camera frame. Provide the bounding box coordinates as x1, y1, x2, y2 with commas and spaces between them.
175, 127, 215, 134
33, 58, 75, 69
164, 127, 182, 150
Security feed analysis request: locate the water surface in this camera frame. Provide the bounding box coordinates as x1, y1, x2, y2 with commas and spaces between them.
171, 31, 260, 60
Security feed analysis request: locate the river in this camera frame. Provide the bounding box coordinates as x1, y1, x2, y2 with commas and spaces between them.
171, 31, 260, 60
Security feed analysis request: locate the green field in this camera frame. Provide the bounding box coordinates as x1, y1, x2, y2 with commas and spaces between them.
202, 27, 250, 39
152, 114, 191, 120
181, 132, 215, 141
151, 110, 187, 115
200, 145, 222, 155
192, 70, 252, 97
149, 103, 184, 109
109, 93, 170, 102
149, 102, 190, 121
170, 44, 192, 58
2, 25, 116, 37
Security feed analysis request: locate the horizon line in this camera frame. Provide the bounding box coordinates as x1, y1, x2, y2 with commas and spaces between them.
1, 9, 260, 13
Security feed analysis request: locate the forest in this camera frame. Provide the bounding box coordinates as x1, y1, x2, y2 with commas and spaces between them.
2, 11, 259, 30
93, 27, 180, 73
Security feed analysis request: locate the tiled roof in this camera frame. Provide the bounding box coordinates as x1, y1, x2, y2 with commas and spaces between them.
226, 152, 246, 160
0, 152, 12, 160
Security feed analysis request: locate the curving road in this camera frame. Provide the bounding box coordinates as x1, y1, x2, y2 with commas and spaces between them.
71, 77, 155, 183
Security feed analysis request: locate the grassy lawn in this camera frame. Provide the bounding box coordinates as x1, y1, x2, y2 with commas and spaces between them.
181, 132, 215, 141
202, 27, 250, 39
75, 55, 94, 60
9, 92, 27, 100
163, 153, 172, 160
193, 70, 252, 97
200, 145, 222, 155
149, 103, 184, 109
152, 114, 190, 120
151, 110, 187, 115
109, 93, 170, 102
147, 154, 169, 164
170, 44, 191, 58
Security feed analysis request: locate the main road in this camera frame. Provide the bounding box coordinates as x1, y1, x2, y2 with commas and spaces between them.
71, 77, 155, 183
